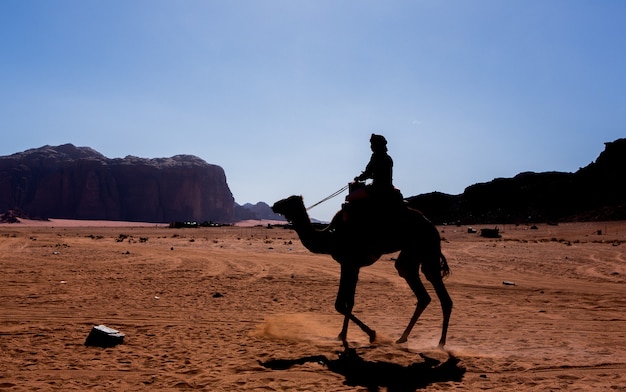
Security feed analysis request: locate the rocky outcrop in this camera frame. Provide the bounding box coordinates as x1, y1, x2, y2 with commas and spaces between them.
407, 138, 626, 224
0, 144, 234, 223
233, 202, 286, 221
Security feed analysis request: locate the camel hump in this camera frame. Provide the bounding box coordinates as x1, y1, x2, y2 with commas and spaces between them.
346, 181, 404, 204
339, 192, 408, 233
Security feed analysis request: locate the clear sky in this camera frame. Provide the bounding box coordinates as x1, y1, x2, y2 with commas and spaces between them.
1, 1, 625, 221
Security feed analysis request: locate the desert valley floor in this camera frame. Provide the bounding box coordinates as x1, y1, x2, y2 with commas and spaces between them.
1, 219, 625, 391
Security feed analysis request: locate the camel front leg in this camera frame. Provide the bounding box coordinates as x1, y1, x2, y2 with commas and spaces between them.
349, 314, 376, 343
339, 315, 350, 348
335, 265, 376, 345
339, 313, 376, 345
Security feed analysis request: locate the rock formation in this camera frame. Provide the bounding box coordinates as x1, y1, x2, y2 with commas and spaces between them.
233, 202, 286, 221
0, 144, 234, 223
406, 138, 626, 224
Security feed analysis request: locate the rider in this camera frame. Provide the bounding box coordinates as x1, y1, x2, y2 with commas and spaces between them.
354, 133, 393, 190
354, 133, 395, 198
331, 134, 402, 228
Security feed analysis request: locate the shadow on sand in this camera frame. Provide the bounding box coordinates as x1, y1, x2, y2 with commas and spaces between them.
259, 348, 465, 391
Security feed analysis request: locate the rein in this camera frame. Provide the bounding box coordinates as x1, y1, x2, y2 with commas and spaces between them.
306, 184, 350, 211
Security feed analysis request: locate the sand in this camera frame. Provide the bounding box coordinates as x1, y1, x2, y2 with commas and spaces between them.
1, 219, 625, 391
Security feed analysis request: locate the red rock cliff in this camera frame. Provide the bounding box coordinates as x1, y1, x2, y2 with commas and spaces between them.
0, 144, 234, 222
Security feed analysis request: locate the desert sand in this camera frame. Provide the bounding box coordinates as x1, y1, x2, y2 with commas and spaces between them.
1, 219, 625, 391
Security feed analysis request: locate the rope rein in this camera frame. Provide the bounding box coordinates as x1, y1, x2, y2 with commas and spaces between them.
306, 184, 350, 211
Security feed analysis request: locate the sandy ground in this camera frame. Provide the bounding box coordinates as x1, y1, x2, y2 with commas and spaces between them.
1, 219, 625, 391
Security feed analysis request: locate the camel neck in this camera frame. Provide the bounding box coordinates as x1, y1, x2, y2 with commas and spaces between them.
288, 210, 334, 255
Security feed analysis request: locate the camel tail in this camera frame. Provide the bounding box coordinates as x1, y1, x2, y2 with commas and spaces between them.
440, 253, 450, 278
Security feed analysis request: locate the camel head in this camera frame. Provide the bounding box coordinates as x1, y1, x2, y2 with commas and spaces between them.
271, 195, 306, 222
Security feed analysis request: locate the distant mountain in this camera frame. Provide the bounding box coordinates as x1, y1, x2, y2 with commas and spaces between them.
233, 202, 286, 222
406, 138, 626, 224
0, 144, 234, 223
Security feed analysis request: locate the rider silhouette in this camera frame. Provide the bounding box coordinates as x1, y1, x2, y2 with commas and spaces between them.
333, 133, 404, 229
354, 134, 394, 192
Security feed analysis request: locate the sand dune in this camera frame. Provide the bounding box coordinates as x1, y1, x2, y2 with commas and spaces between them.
0, 220, 625, 390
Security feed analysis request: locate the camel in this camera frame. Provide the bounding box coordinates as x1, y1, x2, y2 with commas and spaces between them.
271, 194, 453, 348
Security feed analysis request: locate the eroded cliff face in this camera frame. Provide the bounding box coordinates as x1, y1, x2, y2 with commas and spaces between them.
406, 138, 626, 223
0, 144, 234, 222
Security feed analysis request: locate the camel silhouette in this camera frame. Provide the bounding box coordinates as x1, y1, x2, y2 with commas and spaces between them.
271, 195, 452, 348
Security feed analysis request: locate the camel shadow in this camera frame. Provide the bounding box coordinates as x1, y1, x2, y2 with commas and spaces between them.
259, 348, 465, 391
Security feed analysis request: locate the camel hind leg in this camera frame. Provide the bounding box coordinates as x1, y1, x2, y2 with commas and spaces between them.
395, 251, 431, 344
427, 253, 453, 347
395, 251, 452, 347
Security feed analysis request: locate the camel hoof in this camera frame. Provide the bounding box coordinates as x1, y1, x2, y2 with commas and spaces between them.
368, 330, 377, 343
396, 336, 408, 344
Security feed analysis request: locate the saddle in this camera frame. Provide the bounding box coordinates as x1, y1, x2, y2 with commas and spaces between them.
340, 181, 406, 227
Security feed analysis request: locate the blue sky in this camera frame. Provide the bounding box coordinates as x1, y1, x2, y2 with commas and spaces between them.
1, 1, 625, 221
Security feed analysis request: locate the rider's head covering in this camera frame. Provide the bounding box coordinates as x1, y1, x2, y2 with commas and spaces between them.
370, 134, 388, 152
